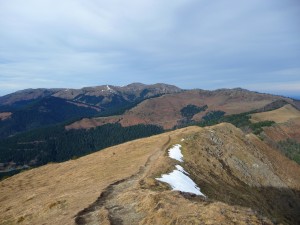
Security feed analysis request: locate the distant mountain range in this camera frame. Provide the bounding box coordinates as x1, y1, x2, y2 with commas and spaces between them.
0, 83, 299, 177
0, 83, 181, 108
1, 83, 299, 138
0, 83, 181, 138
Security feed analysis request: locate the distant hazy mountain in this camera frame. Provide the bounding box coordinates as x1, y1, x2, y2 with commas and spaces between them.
0, 83, 182, 138
0, 83, 181, 108
67, 87, 298, 130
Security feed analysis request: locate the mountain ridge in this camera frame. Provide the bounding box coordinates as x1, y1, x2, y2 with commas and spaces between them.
66, 88, 296, 130
0, 83, 181, 138
1, 124, 299, 225
0, 83, 182, 105
1, 83, 299, 182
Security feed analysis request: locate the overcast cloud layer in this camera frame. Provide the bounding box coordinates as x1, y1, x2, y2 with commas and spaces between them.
0, 0, 299, 97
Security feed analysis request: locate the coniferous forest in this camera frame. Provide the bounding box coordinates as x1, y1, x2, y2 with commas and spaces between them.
0, 123, 163, 177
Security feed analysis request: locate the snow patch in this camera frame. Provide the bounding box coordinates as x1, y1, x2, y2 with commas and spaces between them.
175, 165, 189, 174
168, 144, 183, 162
181, 138, 185, 142
156, 143, 206, 197
156, 166, 205, 196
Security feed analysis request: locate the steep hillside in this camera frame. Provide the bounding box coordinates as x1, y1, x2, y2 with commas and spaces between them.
251, 105, 300, 164
0, 97, 100, 138
1, 124, 299, 225
0, 124, 163, 175
262, 117, 300, 142
67, 88, 294, 130
0, 83, 181, 138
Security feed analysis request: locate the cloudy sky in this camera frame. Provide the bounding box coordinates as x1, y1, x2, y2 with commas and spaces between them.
0, 0, 299, 97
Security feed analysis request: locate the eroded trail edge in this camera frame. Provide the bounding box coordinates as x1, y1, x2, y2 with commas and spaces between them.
75, 136, 171, 225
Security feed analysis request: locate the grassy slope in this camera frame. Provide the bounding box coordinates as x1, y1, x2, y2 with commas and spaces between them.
251, 104, 300, 123
137, 124, 300, 225
251, 105, 300, 165
1, 124, 300, 225
0, 132, 171, 225
66, 89, 286, 130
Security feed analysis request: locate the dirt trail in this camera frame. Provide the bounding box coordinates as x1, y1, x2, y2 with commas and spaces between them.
75, 136, 171, 225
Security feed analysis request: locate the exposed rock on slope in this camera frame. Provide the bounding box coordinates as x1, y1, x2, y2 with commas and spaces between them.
114, 124, 300, 225
1, 124, 299, 224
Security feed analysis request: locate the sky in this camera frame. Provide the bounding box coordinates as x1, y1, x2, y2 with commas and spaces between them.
0, 0, 300, 98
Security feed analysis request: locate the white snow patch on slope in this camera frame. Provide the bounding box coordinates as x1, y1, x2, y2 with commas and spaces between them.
175, 165, 189, 174
156, 166, 205, 196
168, 144, 183, 162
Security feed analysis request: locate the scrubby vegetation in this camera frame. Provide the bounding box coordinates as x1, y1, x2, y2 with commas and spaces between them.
250, 121, 275, 135
198, 110, 274, 135
277, 139, 300, 164
202, 110, 225, 122
198, 110, 249, 127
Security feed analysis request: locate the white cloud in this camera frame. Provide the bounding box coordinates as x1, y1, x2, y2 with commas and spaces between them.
0, 0, 299, 96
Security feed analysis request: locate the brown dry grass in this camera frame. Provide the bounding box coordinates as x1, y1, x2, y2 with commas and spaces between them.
66, 90, 285, 130
113, 123, 300, 224
0, 112, 12, 121
135, 123, 300, 224
263, 117, 300, 142
1, 124, 300, 225
251, 104, 300, 123
0, 132, 171, 225
65, 116, 121, 130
